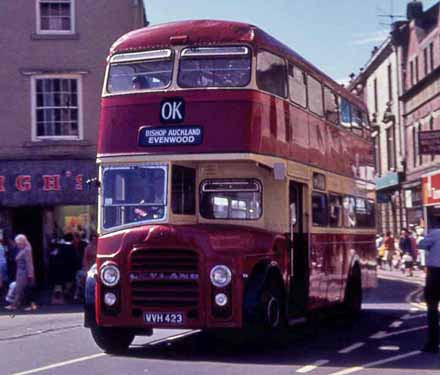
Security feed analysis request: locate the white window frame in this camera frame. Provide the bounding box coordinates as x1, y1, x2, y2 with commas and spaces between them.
30, 74, 84, 141
36, 0, 75, 35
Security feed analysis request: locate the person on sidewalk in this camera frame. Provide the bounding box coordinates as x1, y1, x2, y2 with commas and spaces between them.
383, 231, 395, 271
418, 228, 440, 353
399, 229, 416, 277
4, 234, 36, 311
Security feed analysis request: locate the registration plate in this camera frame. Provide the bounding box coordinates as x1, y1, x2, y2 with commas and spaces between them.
144, 312, 184, 325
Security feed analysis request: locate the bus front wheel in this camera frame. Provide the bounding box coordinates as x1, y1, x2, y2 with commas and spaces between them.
91, 326, 135, 354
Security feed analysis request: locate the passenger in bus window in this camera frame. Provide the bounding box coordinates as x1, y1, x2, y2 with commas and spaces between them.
132, 75, 148, 90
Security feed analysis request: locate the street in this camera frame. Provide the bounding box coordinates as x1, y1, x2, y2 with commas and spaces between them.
1, 273, 439, 375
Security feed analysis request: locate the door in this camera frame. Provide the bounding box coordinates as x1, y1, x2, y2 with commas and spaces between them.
288, 181, 309, 316
13, 208, 44, 285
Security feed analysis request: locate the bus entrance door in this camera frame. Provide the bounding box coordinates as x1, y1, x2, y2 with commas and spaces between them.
288, 181, 309, 317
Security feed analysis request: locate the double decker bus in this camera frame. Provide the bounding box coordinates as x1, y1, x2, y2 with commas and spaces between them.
85, 20, 377, 353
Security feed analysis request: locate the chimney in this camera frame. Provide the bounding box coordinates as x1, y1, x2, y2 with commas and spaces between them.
407, 0, 423, 23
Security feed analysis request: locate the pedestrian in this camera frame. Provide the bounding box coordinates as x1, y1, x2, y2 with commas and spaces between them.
4, 234, 35, 311
383, 231, 395, 271
376, 234, 384, 269
399, 229, 415, 276
418, 228, 440, 353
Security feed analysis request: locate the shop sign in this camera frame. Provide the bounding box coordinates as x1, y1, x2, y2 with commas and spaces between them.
375, 172, 400, 191
0, 160, 97, 207
423, 172, 440, 205
419, 130, 440, 155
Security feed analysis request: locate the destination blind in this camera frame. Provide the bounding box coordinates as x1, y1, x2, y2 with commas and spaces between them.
139, 126, 203, 146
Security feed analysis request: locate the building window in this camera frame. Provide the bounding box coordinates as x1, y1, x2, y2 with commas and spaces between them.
31, 75, 82, 140
374, 134, 381, 176
410, 61, 415, 86
429, 42, 434, 72
418, 124, 423, 166
373, 78, 378, 113
386, 125, 396, 170
413, 126, 417, 168
415, 56, 419, 82
387, 64, 393, 102
424, 48, 428, 75
430, 117, 435, 162
36, 0, 74, 34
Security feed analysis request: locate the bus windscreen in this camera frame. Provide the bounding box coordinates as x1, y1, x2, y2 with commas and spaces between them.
102, 165, 167, 229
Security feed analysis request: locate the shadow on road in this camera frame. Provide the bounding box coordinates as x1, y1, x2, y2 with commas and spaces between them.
118, 278, 439, 372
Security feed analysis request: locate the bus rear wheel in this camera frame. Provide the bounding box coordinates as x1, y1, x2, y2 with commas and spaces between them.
91, 326, 135, 354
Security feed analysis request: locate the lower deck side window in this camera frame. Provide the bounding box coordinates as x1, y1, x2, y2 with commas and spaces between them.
312, 191, 328, 226
200, 179, 262, 220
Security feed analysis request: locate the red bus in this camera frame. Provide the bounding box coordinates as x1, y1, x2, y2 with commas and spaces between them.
85, 20, 377, 353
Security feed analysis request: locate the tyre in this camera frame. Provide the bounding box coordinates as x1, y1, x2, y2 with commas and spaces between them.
258, 276, 288, 345
343, 266, 362, 318
91, 326, 135, 354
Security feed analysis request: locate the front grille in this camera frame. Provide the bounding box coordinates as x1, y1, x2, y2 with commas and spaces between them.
129, 249, 200, 308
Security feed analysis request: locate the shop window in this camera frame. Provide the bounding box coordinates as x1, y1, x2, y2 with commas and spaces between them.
343, 196, 356, 228
37, 0, 74, 34
257, 51, 287, 98
312, 192, 328, 226
172, 165, 196, 215
307, 75, 323, 117
288, 63, 307, 107
329, 194, 343, 227
32, 75, 82, 140
324, 86, 339, 124
53, 205, 96, 239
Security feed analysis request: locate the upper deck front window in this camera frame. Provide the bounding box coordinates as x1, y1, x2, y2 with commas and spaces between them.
107, 49, 173, 93
178, 46, 251, 88
102, 165, 167, 230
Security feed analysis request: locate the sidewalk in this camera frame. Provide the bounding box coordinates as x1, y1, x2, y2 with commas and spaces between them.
378, 267, 426, 286
0, 287, 83, 315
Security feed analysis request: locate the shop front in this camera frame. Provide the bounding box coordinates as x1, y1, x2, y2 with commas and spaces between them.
375, 172, 404, 235
0, 160, 97, 284
422, 171, 440, 230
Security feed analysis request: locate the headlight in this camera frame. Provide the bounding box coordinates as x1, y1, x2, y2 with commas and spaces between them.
210, 265, 232, 288
100, 264, 120, 287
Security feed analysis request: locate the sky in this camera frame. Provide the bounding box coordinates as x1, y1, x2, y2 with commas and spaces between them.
143, 0, 438, 83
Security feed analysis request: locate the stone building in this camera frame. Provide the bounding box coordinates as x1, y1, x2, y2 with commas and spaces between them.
350, 39, 405, 236
0, 0, 147, 283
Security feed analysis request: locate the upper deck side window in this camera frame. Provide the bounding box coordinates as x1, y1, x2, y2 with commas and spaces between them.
106, 49, 174, 94
288, 64, 307, 107
307, 75, 324, 117
323, 86, 339, 125
178, 46, 251, 88
256, 50, 287, 98
340, 97, 352, 130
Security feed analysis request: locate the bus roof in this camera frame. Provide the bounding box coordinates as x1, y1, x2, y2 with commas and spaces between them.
110, 19, 365, 109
